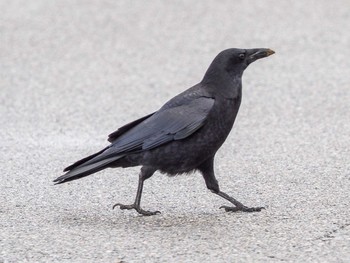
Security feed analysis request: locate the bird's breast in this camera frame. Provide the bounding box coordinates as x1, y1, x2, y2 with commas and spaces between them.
211, 97, 241, 131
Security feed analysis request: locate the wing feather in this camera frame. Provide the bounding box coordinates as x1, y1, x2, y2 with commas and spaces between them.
81, 97, 214, 165
108, 112, 155, 142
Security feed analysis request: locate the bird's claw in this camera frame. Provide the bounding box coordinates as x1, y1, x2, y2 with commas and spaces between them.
219, 205, 265, 213
113, 203, 161, 216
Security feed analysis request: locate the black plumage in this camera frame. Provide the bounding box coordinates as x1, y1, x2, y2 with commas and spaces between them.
54, 48, 274, 216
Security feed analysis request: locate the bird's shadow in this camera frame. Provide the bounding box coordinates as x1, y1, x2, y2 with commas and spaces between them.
54, 207, 255, 230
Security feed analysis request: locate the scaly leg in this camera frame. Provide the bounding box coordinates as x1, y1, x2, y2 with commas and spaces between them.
215, 190, 264, 212
198, 157, 264, 213
113, 166, 160, 216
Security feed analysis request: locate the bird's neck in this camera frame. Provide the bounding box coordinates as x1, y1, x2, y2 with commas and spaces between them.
201, 69, 242, 99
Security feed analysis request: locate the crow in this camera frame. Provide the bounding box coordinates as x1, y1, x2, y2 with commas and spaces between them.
54, 48, 274, 216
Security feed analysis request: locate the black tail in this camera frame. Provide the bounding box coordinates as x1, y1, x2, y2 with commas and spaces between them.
54, 164, 108, 184
63, 147, 109, 172
54, 147, 123, 184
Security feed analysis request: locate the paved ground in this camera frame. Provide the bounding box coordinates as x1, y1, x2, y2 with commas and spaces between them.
1, 0, 350, 262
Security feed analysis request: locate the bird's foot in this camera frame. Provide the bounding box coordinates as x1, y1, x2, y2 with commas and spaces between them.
112, 203, 161, 216
219, 205, 265, 213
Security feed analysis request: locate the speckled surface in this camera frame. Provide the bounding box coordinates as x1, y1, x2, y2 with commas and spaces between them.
1, 0, 350, 262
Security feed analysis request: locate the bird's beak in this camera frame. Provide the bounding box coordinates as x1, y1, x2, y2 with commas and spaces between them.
247, 48, 275, 64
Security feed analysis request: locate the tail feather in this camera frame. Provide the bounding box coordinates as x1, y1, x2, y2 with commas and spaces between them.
54, 155, 123, 184
63, 147, 109, 172
54, 164, 107, 184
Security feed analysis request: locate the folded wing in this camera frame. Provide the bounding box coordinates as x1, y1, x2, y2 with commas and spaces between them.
99, 96, 214, 158
54, 97, 214, 184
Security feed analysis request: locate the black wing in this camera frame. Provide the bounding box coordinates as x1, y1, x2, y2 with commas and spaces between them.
108, 112, 155, 143
64, 113, 155, 172
84, 96, 215, 163
55, 96, 214, 184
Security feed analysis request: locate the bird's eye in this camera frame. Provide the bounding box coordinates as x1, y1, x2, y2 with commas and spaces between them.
238, 53, 245, 60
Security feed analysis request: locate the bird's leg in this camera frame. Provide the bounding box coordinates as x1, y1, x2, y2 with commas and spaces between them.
113, 167, 160, 216
214, 191, 264, 212
199, 157, 264, 213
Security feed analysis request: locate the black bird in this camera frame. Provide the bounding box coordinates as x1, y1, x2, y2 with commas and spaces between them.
54, 48, 274, 216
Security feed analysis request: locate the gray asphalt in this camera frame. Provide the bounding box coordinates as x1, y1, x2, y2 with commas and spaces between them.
1, 0, 350, 262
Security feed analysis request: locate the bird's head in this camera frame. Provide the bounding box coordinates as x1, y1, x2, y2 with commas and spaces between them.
202, 48, 275, 83
219, 48, 275, 72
